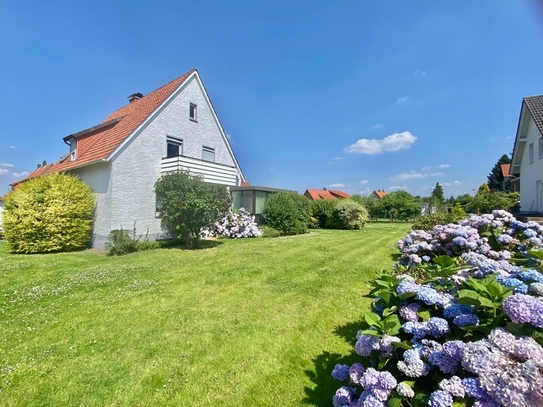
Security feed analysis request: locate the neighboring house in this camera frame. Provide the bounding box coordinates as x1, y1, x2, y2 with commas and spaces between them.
304, 188, 351, 201
12, 69, 246, 247
500, 163, 513, 192
510, 95, 543, 214
369, 190, 388, 200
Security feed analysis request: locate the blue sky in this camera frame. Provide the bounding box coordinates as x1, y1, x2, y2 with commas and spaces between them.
1, 1, 543, 198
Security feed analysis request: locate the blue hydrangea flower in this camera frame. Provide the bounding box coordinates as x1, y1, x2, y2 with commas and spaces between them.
399, 303, 420, 322
439, 376, 465, 397
332, 364, 350, 381
443, 303, 473, 319
333, 386, 356, 407
518, 269, 543, 283
428, 390, 453, 407
397, 349, 430, 378
453, 313, 480, 327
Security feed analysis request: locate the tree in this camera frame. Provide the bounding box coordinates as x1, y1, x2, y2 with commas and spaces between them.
154, 170, 231, 248
3, 172, 94, 253
375, 190, 420, 222
487, 154, 511, 191
466, 191, 518, 215
263, 192, 310, 235
351, 194, 379, 220
430, 182, 445, 206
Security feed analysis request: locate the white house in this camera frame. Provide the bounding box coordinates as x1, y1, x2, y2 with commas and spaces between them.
12, 69, 246, 247
510, 95, 543, 214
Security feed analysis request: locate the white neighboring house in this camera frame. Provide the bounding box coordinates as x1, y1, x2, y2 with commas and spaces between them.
12, 69, 246, 248
510, 95, 543, 214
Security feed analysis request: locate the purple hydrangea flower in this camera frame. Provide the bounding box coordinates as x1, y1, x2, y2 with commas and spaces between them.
399, 303, 420, 322
453, 313, 480, 327
439, 376, 465, 397
396, 382, 414, 398
503, 294, 543, 328
333, 386, 356, 407
349, 363, 365, 385
397, 349, 430, 378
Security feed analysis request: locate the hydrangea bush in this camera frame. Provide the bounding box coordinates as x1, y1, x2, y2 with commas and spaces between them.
397, 210, 543, 268
332, 211, 543, 407
200, 208, 262, 239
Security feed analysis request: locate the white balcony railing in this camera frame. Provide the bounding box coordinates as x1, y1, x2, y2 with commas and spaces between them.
161, 155, 238, 186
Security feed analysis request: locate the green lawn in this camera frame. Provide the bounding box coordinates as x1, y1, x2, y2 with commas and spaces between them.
0, 224, 409, 406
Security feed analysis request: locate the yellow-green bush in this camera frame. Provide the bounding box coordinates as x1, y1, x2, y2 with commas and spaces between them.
3, 172, 94, 253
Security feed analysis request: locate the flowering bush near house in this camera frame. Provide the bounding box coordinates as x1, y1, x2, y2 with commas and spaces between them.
201, 208, 262, 239
332, 210, 543, 407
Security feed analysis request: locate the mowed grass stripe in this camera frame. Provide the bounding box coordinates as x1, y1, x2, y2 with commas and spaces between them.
0, 224, 408, 406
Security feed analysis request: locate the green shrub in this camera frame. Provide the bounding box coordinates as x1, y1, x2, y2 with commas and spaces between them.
3, 172, 94, 253
310, 199, 342, 229
105, 228, 138, 256
412, 212, 460, 231
335, 199, 368, 229
105, 225, 160, 256
263, 192, 310, 235
155, 171, 231, 248
260, 225, 281, 238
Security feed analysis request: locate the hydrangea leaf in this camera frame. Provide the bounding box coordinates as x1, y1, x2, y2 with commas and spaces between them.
433, 255, 455, 268
364, 312, 382, 328
386, 396, 402, 407
457, 290, 481, 306
417, 309, 431, 321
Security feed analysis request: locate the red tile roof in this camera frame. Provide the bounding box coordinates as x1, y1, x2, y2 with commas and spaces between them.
500, 163, 511, 178
12, 69, 196, 186
371, 190, 388, 199
304, 189, 351, 201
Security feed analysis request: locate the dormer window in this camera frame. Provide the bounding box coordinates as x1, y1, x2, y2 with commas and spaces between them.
70, 139, 77, 161
189, 103, 197, 122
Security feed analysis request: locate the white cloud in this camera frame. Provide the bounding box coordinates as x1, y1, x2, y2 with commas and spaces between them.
12, 171, 30, 178
360, 180, 369, 185
332, 157, 343, 161
390, 170, 444, 181
389, 185, 409, 191
422, 164, 450, 171
0, 168, 9, 175
226, 133, 232, 141
358, 188, 371, 195
0, 163, 14, 168
344, 131, 417, 155
397, 96, 409, 104
370, 123, 383, 130
328, 183, 345, 188
9, 145, 15, 149
438, 164, 450, 168
442, 181, 462, 187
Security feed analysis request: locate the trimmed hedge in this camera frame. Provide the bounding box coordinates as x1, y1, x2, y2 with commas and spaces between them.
3, 172, 94, 253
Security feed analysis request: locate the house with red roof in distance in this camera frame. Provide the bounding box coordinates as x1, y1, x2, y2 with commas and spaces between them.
369, 190, 388, 200
511, 95, 543, 214
303, 188, 351, 201
500, 163, 513, 192
11, 69, 245, 248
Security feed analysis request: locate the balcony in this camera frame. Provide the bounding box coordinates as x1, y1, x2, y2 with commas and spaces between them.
161, 155, 238, 186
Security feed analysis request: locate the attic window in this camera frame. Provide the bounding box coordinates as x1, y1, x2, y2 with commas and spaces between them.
202, 146, 215, 162
189, 103, 197, 122
70, 139, 77, 161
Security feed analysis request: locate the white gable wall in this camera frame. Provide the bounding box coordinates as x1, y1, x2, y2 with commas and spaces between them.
519, 115, 543, 213
86, 74, 242, 247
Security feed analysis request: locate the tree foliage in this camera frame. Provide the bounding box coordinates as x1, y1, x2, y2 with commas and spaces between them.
154, 171, 231, 248
430, 182, 445, 205
3, 172, 94, 253
310, 199, 342, 229
375, 190, 420, 222
466, 191, 519, 215
263, 192, 310, 235
487, 153, 511, 191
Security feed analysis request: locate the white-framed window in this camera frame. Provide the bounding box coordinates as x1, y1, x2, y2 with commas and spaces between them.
70, 139, 77, 161
166, 136, 183, 158
202, 146, 215, 162
539, 137, 543, 159
529, 142, 534, 163
189, 103, 197, 122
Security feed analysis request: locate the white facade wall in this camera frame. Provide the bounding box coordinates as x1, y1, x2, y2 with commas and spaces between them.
519, 116, 543, 213
80, 75, 242, 248
69, 162, 113, 248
